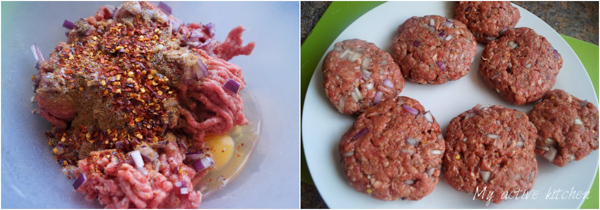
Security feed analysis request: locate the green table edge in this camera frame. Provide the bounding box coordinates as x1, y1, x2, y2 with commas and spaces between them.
300, 2, 599, 209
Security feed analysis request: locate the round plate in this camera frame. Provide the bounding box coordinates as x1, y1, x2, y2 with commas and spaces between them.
302, 1, 598, 208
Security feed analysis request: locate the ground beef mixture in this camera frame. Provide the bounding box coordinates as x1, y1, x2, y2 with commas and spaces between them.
528, 89, 599, 167
339, 96, 445, 201
32, 1, 254, 208
323, 39, 405, 114
479, 27, 562, 105
443, 104, 538, 204
391, 15, 476, 85
454, 1, 521, 43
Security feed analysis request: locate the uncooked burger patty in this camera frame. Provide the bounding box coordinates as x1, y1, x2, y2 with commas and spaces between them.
443, 104, 538, 204
339, 96, 445, 201
391, 15, 476, 85
454, 1, 521, 43
480, 27, 563, 105
528, 89, 599, 167
323, 39, 405, 114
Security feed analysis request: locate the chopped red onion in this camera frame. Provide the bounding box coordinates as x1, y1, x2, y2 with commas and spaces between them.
465, 6, 471, 12
361, 69, 372, 81
361, 57, 371, 70
30, 43, 45, 69
428, 25, 435, 33
195, 59, 209, 79
580, 100, 588, 108
178, 140, 187, 150
365, 83, 374, 90
438, 31, 446, 37
373, 91, 382, 104
429, 19, 435, 26
343, 151, 354, 157
72, 173, 87, 189
441, 21, 453, 28
529, 170, 535, 182
350, 92, 359, 103
426, 167, 435, 177
413, 41, 420, 47
404, 179, 415, 185
406, 137, 419, 146
430, 150, 442, 155
543, 147, 557, 162
63, 20, 75, 30
348, 52, 362, 62
574, 118, 583, 125
383, 78, 394, 89
436, 62, 446, 71
352, 128, 369, 140
158, 2, 172, 16
486, 35, 497, 41
500, 26, 508, 34
462, 137, 467, 142
545, 138, 557, 147
516, 139, 524, 147
180, 187, 189, 195
445, 35, 453, 41
192, 156, 214, 172
486, 134, 500, 139
353, 87, 363, 100
508, 41, 517, 49
424, 111, 433, 123
334, 45, 343, 52
525, 63, 531, 68
403, 104, 418, 115
223, 79, 240, 94
205, 22, 215, 37
339, 49, 351, 59
129, 150, 145, 169
480, 170, 491, 183
553, 49, 559, 59
401, 148, 415, 154
186, 151, 203, 161
174, 181, 183, 188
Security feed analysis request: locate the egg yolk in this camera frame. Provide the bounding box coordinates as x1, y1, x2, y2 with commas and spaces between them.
204, 134, 234, 170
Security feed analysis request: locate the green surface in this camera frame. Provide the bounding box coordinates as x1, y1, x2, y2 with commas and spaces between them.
301, 1, 599, 208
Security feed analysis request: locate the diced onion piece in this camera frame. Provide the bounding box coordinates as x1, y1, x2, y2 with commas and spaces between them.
404, 179, 415, 185
348, 52, 362, 62
529, 169, 535, 182
373, 91, 382, 104
129, 150, 144, 168
406, 137, 419, 146
192, 156, 215, 172
426, 167, 435, 177
413, 41, 420, 47
428, 26, 435, 33
192, 59, 209, 80
441, 21, 453, 27
31, 43, 45, 68
508, 41, 518, 49
361, 69, 372, 81
352, 128, 369, 140
438, 31, 446, 37
158, 2, 172, 16
554, 49, 559, 59
223, 79, 240, 94
574, 118, 583, 125
525, 63, 531, 68
339, 49, 351, 59
486, 134, 500, 139
180, 187, 189, 195
383, 79, 394, 89
462, 137, 467, 142
430, 150, 442, 155
486, 35, 497, 41
350, 92, 359, 102
569, 155, 575, 162
580, 100, 588, 108
480, 170, 491, 183
186, 151, 203, 161
464, 112, 475, 119
403, 104, 418, 115
343, 151, 354, 157
361, 57, 371, 70
545, 138, 557, 146
72, 174, 87, 190
543, 147, 557, 162
401, 148, 415, 154
436, 62, 446, 71
174, 181, 183, 188
353, 87, 363, 100
424, 111, 433, 123
365, 83, 374, 90
445, 35, 453, 41
63, 20, 75, 30
429, 19, 435, 26
205, 22, 216, 37
516, 140, 524, 147
334, 45, 343, 52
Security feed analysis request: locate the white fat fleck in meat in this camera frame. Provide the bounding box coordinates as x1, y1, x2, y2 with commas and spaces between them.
343, 151, 354, 157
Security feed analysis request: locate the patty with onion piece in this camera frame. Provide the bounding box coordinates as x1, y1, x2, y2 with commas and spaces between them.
443, 104, 538, 204
479, 27, 562, 105
339, 96, 444, 201
528, 89, 599, 167
391, 15, 476, 85
454, 1, 521, 43
323, 39, 405, 114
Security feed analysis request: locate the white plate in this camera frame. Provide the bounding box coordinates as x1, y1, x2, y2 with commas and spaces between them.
1, 1, 300, 208
302, 1, 598, 209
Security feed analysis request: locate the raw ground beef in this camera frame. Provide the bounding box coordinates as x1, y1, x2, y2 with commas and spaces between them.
443, 104, 538, 204
32, 1, 254, 208
454, 1, 521, 43
339, 96, 444, 201
528, 89, 599, 167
